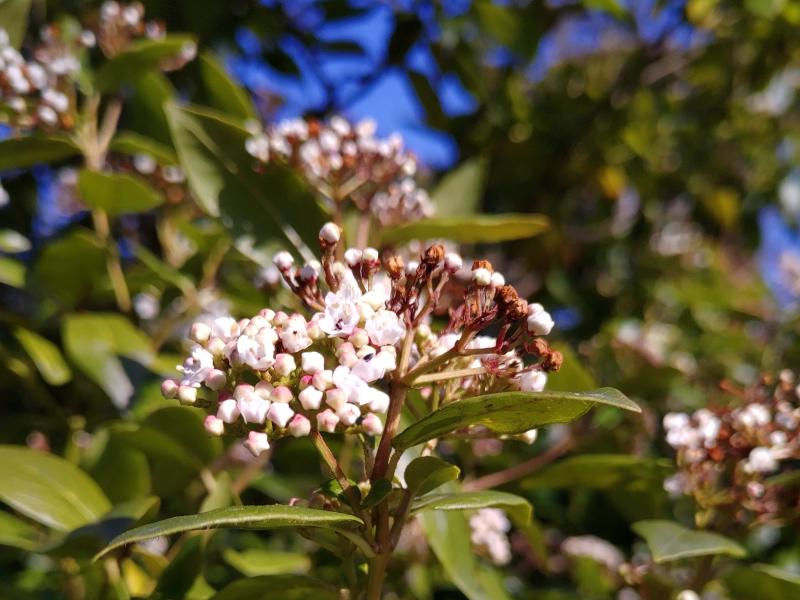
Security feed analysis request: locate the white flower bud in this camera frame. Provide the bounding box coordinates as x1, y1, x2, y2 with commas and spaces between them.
204, 369, 227, 391
300, 261, 320, 281
367, 389, 390, 414
273, 251, 294, 271
520, 429, 538, 444
270, 385, 293, 403
490, 272, 505, 288
362, 247, 379, 264
244, 431, 270, 456
519, 370, 547, 392
298, 386, 323, 410
288, 414, 312, 438
254, 381, 274, 400
472, 268, 492, 286
216, 398, 240, 423
161, 379, 179, 399
325, 388, 348, 410
273, 353, 296, 376
349, 328, 370, 349
361, 413, 384, 435
204, 415, 225, 436
405, 260, 419, 276
344, 248, 362, 266
444, 253, 463, 272
237, 390, 269, 424
178, 385, 197, 405
268, 402, 294, 428
207, 337, 226, 357
312, 369, 333, 391
319, 222, 341, 244
337, 403, 361, 426
301, 351, 325, 374
526, 305, 554, 335
317, 409, 340, 433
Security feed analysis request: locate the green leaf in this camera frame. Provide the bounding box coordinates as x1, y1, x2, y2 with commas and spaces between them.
165, 103, 325, 249
404, 456, 461, 496
77, 170, 163, 215
0, 229, 31, 253
545, 343, 597, 392
0, 511, 38, 550
0, 256, 25, 287
32, 230, 107, 308
95, 35, 196, 91
110, 132, 178, 164
152, 535, 204, 599
726, 564, 800, 600
414, 491, 531, 526
581, 0, 625, 17
432, 157, 486, 216
523, 455, 672, 491
0, 134, 80, 169
361, 479, 392, 510
199, 51, 257, 120
13, 327, 72, 385
0, 0, 32, 48
223, 549, 311, 577
85, 429, 151, 503
132, 243, 195, 293
211, 575, 340, 600
0, 445, 111, 531
381, 213, 549, 245
632, 520, 746, 563
95, 505, 363, 559
393, 388, 639, 449
62, 313, 154, 408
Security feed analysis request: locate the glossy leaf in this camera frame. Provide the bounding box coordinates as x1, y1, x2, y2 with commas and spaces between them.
0, 445, 111, 531
404, 456, 461, 496
199, 51, 257, 120
77, 170, 163, 215
381, 213, 549, 245
523, 455, 672, 491
223, 549, 311, 577
393, 388, 639, 449
0, 229, 31, 253
632, 520, 746, 563
110, 132, 178, 164
0, 0, 32, 48
211, 575, 340, 600
13, 327, 72, 385
413, 490, 532, 526
0, 134, 79, 169
96, 505, 363, 559
95, 35, 196, 91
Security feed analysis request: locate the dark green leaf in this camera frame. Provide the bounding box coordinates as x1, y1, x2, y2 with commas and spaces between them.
381, 213, 549, 245
199, 51, 257, 121
431, 157, 486, 216
152, 535, 204, 599
211, 575, 339, 600
77, 169, 163, 215
110, 132, 178, 164
632, 520, 746, 563
726, 564, 800, 600
95, 35, 196, 91
223, 549, 311, 577
13, 327, 72, 385
85, 429, 151, 503
393, 388, 639, 449
361, 479, 392, 510
413, 491, 531, 526
95, 505, 363, 559
32, 230, 106, 308
0, 134, 79, 169
0, 0, 32, 48
0, 445, 111, 531
404, 456, 461, 496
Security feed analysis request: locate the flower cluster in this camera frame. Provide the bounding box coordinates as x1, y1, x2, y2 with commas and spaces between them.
469, 508, 513, 565
164, 221, 559, 455
663, 371, 800, 525
245, 116, 433, 226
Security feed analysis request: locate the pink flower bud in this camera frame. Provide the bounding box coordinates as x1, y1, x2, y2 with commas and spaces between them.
273, 251, 294, 271
288, 414, 312, 438
337, 403, 361, 426
301, 351, 325, 374
299, 374, 313, 389
299, 386, 323, 410
204, 415, 225, 436
319, 222, 341, 244
244, 431, 270, 456
272, 311, 289, 327
273, 353, 297, 377
178, 385, 197, 405
207, 337, 226, 357
254, 381, 274, 400
361, 413, 384, 435
161, 379, 179, 399
268, 402, 294, 428
444, 253, 462, 273
204, 369, 227, 391
344, 248, 362, 266
325, 388, 348, 410
190, 322, 211, 344
233, 384, 255, 401
317, 409, 340, 433
300, 261, 321, 281
270, 385, 293, 403
312, 369, 333, 391
216, 398, 240, 423
259, 308, 276, 321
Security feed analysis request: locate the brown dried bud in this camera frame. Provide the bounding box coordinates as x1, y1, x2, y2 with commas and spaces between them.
530, 338, 550, 357
423, 244, 445, 267
472, 259, 493, 273
495, 284, 519, 306
386, 255, 405, 279
307, 119, 322, 137
541, 350, 563, 372
507, 298, 529, 321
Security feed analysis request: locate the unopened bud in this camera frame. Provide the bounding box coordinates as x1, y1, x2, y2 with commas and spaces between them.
301, 351, 325, 374
299, 386, 323, 410
273, 353, 297, 377
472, 268, 492, 286
444, 252, 462, 272
386, 255, 404, 279
270, 385, 293, 403
161, 379, 179, 399
204, 415, 225, 436
204, 369, 227, 391
519, 369, 547, 392
299, 261, 320, 281
362, 247, 379, 265
405, 260, 420, 276
217, 398, 240, 423
268, 402, 294, 428
317, 409, 340, 433
361, 413, 384, 435
325, 388, 348, 410
423, 244, 445, 266
527, 305, 554, 336
312, 369, 333, 390
178, 385, 197, 405
273, 251, 294, 271
337, 403, 361, 426
288, 414, 312, 438
190, 322, 211, 344
244, 431, 270, 456
319, 222, 341, 245
344, 248, 362, 266
490, 272, 505, 288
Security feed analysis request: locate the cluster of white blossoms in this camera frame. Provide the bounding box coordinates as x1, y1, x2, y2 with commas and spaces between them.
164, 222, 559, 456
469, 508, 513, 565
245, 116, 433, 226
663, 371, 800, 524
560, 535, 624, 572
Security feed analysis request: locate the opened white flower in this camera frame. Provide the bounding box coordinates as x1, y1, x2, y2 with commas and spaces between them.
178, 346, 214, 387
365, 309, 406, 346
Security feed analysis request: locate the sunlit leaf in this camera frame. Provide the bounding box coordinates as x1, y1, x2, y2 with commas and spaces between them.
13, 327, 72, 385
404, 456, 461, 496
0, 511, 38, 550
381, 213, 549, 245
632, 520, 746, 563
0, 256, 25, 287
223, 549, 311, 577
0, 229, 31, 253
0, 134, 79, 169
431, 156, 486, 216
77, 170, 164, 215
413, 490, 531, 525
199, 51, 257, 121
0, 0, 32, 48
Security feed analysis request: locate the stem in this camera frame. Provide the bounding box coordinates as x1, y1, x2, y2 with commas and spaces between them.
365, 554, 389, 600
92, 208, 131, 312
355, 213, 371, 249
371, 381, 407, 482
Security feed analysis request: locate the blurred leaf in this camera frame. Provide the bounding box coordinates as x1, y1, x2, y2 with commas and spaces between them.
211, 575, 339, 600
405, 456, 461, 496
85, 429, 151, 503
13, 327, 72, 385
133, 243, 195, 292
77, 170, 163, 215
0, 229, 31, 253
632, 520, 746, 563
96, 505, 363, 559
110, 132, 178, 164
546, 343, 597, 392
152, 535, 204, 600
393, 388, 639, 449
165, 103, 325, 250
0, 0, 32, 48
62, 313, 153, 409
726, 564, 800, 599
387, 14, 423, 64
0, 256, 25, 287
0, 511, 38, 550
223, 549, 311, 577
414, 490, 531, 526
381, 213, 549, 245
200, 472, 235, 512
32, 229, 106, 308
523, 455, 672, 491
409, 71, 448, 128
361, 478, 392, 510
127, 72, 176, 145
432, 157, 486, 216
0, 134, 79, 169
199, 51, 257, 121
0, 445, 111, 531
95, 35, 197, 91
474, 0, 520, 46
581, 0, 625, 18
